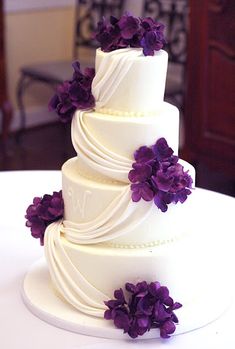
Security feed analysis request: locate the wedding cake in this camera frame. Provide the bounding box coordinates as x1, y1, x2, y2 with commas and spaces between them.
24, 14, 228, 340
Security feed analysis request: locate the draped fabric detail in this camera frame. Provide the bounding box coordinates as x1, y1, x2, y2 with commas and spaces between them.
44, 188, 153, 317
91, 48, 143, 110
71, 110, 132, 183
44, 220, 108, 317
61, 186, 153, 245
44, 48, 156, 317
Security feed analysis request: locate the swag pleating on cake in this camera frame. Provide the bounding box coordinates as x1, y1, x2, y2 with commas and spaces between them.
24, 14, 216, 340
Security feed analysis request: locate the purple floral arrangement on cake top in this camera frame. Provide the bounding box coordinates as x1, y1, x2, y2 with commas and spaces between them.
95, 13, 166, 56
48, 13, 165, 122
48, 62, 95, 123
25, 191, 64, 245
129, 138, 193, 212
104, 281, 182, 339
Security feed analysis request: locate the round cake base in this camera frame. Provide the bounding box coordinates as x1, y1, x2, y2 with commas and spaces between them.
22, 258, 231, 340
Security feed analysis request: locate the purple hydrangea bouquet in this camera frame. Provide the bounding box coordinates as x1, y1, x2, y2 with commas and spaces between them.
48, 13, 166, 123
25, 191, 64, 245
129, 138, 193, 212
95, 12, 166, 56
48, 62, 95, 123
104, 281, 182, 339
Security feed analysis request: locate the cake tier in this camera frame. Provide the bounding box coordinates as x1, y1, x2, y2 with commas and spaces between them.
71, 102, 179, 183
44, 216, 228, 319
62, 157, 195, 247
92, 48, 168, 114
60, 232, 211, 306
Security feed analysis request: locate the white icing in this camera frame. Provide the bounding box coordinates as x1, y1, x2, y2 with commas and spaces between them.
92, 48, 168, 113
67, 186, 92, 219
44, 221, 107, 317
95, 107, 157, 117
62, 185, 153, 245
60, 224, 216, 305
92, 48, 143, 110
71, 103, 180, 183
72, 110, 132, 183
44, 212, 224, 318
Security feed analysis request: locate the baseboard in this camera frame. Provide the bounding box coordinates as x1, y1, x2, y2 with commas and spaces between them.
9, 105, 59, 132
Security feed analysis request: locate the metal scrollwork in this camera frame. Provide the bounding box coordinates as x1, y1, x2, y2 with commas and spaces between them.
143, 0, 188, 109
143, 0, 188, 64
76, 0, 125, 48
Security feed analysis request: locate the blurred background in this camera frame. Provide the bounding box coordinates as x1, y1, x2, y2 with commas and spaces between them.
0, 0, 234, 196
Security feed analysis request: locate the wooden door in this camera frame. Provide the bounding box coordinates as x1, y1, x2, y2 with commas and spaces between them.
0, 0, 12, 152
0, 0, 6, 102
182, 0, 235, 180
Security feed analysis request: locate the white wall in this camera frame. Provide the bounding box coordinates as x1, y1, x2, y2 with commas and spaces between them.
4, 0, 75, 13
125, 0, 143, 16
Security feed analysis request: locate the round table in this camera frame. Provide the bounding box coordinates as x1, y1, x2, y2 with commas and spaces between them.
1, 170, 235, 349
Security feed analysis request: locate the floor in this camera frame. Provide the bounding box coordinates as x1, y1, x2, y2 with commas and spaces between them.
1, 122, 75, 171
1, 122, 234, 197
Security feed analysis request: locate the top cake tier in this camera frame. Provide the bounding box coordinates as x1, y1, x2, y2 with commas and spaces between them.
92, 48, 168, 115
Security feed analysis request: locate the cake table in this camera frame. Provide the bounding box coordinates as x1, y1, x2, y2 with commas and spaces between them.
1, 170, 235, 349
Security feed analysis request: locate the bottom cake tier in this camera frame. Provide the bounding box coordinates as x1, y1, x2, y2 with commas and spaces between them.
44, 215, 231, 321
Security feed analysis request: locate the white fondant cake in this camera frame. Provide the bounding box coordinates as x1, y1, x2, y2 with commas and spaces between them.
38, 45, 216, 338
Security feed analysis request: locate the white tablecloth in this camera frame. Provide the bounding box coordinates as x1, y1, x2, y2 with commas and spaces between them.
1, 170, 235, 349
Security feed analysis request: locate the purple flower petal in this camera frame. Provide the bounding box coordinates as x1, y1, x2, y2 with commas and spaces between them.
113, 311, 130, 332
171, 302, 183, 311
152, 138, 174, 161
131, 183, 154, 202
154, 191, 168, 212
125, 282, 136, 294
148, 281, 161, 296
137, 296, 153, 315
114, 288, 126, 304
155, 286, 170, 302
104, 309, 112, 320
118, 14, 140, 39
154, 302, 171, 322
160, 320, 176, 339
134, 145, 155, 163
128, 163, 152, 183
152, 170, 174, 192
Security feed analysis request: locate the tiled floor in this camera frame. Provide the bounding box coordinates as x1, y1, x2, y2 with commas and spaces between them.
1, 122, 234, 197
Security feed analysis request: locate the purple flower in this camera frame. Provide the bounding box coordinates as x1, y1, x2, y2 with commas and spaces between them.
130, 182, 154, 202
152, 138, 174, 161
140, 18, 165, 55
118, 13, 140, 40
160, 320, 176, 339
134, 145, 155, 163
128, 163, 152, 183
48, 62, 95, 123
152, 170, 174, 192
129, 137, 193, 212
95, 16, 126, 52
48, 82, 76, 123
94, 14, 165, 56
25, 191, 64, 245
104, 280, 182, 339
141, 31, 163, 56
